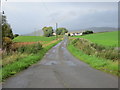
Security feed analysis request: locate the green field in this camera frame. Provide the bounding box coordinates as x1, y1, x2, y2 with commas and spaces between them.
13, 36, 56, 42
73, 31, 118, 47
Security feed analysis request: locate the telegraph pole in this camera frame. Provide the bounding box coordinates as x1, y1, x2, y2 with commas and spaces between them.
56, 23, 58, 30
56, 23, 58, 40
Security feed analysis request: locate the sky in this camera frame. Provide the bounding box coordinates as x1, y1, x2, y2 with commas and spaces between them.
2, 0, 118, 34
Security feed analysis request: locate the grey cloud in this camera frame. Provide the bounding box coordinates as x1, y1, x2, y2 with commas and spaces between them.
2, 2, 117, 34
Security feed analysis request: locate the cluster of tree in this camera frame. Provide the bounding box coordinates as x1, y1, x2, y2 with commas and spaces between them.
2, 15, 16, 52
42, 27, 54, 37
56, 28, 68, 35
82, 30, 93, 35
2, 15, 14, 39
14, 34, 19, 38
42, 26, 68, 37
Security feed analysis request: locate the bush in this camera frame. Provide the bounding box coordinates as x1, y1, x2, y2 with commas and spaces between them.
71, 38, 118, 61
14, 34, 19, 38
2, 37, 12, 53
18, 43, 42, 54
83, 30, 93, 35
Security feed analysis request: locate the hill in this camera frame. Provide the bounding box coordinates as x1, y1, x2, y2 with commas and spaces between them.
69, 27, 117, 33
23, 30, 43, 36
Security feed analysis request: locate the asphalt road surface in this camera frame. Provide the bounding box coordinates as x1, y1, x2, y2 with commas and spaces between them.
3, 37, 118, 88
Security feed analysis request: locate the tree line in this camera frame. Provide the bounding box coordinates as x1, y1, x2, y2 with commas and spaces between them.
42, 27, 68, 37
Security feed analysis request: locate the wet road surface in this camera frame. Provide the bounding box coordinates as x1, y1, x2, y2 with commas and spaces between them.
3, 37, 118, 88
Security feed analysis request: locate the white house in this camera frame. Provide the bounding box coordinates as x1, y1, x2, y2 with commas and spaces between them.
53, 33, 56, 36
70, 33, 75, 36
69, 32, 83, 36
65, 33, 69, 36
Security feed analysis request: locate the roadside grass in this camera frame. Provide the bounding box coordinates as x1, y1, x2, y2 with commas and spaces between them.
1, 40, 61, 82
2, 53, 28, 66
70, 38, 119, 61
67, 44, 119, 76
72, 31, 118, 47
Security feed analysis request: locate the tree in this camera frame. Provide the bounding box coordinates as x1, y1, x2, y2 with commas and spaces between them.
82, 30, 93, 35
2, 15, 14, 39
2, 23, 14, 39
2, 15, 7, 25
14, 34, 19, 38
2, 15, 14, 51
42, 26, 54, 37
56, 28, 68, 35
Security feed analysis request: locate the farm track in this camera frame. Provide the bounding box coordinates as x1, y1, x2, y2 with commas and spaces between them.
3, 37, 118, 88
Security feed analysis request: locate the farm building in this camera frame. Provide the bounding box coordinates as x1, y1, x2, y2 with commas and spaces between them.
69, 32, 83, 36
53, 33, 56, 36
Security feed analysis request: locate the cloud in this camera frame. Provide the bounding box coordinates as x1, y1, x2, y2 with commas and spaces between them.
2, 2, 118, 34
2, 0, 119, 2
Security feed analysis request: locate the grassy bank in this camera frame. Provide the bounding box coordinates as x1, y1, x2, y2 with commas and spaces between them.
1, 40, 61, 81
68, 31, 119, 76
67, 42, 119, 76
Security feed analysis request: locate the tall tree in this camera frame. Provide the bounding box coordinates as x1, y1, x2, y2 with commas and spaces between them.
2, 15, 14, 39
2, 15, 14, 51
56, 28, 68, 35
42, 26, 54, 37
2, 23, 14, 39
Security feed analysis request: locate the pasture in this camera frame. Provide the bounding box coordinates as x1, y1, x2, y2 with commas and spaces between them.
73, 31, 118, 47
13, 36, 56, 42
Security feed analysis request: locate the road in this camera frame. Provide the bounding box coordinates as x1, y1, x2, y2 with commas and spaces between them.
3, 37, 118, 88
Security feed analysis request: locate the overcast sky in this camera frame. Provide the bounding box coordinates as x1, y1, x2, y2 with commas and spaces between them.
2, 1, 118, 34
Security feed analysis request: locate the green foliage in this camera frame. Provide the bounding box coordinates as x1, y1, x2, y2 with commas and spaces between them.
2, 23, 14, 39
82, 30, 93, 35
2, 15, 14, 52
2, 15, 14, 39
67, 44, 119, 76
56, 27, 68, 35
14, 34, 19, 38
13, 36, 56, 42
1, 40, 61, 81
2, 15, 7, 25
2, 37, 12, 52
71, 38, 118, 61
73, 31, 118, 47
42, 26, 54, 37
18, 43, 42, 54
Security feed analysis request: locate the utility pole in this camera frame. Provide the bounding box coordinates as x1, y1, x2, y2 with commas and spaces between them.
56, 23, 58, 30
56, 23, 58, 40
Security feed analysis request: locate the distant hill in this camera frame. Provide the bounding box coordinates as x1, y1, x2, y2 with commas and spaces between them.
23, 27, 118, 36
23, 30, 43, 36
69, 27, 118, 33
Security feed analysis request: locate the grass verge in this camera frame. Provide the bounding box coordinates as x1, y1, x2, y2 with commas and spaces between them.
1, 40, 61, 82
67, 44, 119, 76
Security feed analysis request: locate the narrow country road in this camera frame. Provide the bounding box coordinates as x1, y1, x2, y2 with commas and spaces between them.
3, 37, 118, 88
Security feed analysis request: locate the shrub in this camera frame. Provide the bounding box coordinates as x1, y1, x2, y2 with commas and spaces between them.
83, 30, 93, 35
71, 38, 118, 61
14, 34, 19, 38
18, 43, 42, 54
2, 37, 12, 53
